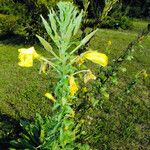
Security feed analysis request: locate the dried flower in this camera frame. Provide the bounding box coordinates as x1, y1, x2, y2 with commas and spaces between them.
84, 70, 96, 83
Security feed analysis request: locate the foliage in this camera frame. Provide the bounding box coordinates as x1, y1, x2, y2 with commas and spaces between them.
9, 2, 108, 149
0, 14, 19, 34
0, 0, 15, 14
101, 14, 133, 30
0, 0, 73, 42
73, 0, 134, 31
99, 1, 133, 30
10, 114, 52, 149
74, 23, 150, 149
73, 0, 119, 52
0, 19, 149, 149
122, 0, 150, 18
0, 2, 149, 149
13, 0, 51, 43
74, 0, 119, 28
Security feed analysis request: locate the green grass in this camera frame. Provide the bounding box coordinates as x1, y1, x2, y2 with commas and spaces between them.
81, 23, 150, 149
0, 43, 54, 144
0, 44, 52, 117
0, 20, 150, 149
132, 19, 149, 33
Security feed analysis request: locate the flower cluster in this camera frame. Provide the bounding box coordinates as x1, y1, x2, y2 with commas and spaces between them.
18, 46, 108, 97
16, 2, 109, 149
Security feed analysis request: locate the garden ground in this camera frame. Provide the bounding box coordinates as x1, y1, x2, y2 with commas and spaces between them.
0, 19, 149, 149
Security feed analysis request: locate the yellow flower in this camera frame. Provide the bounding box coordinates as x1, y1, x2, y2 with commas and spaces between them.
108, 40, 112, 46
18, 47, 40, 67
45, 93, 56, 102
69, 75, 78, 96
82, 51, 108, 67
142, 70, 148, 78
64, 126, 69, 131
80, 119, 85, 124
84, 70, 96, 83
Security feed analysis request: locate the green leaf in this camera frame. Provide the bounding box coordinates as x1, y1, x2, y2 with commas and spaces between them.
77, 143, 90, 150
70, 29, 98, 54
41, 15, 53, 38
119, 67, 127, 72
81, 29, 98, 45
36, 35, 60, 60
48, 10, 57, 34
51, 141, 60, 150
126, 55, 134, 61
73, 10, 83, 36
40, 128, 45, 143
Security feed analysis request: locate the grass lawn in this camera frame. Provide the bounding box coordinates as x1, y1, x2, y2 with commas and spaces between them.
0, 20, 149, 149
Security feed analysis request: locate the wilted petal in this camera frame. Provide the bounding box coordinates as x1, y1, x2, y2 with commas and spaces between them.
84, 70, 96, 83
40, 62, 50, 74
75, 56, 85, 66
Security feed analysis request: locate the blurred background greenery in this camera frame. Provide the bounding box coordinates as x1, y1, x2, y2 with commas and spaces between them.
0, 0, 149, 42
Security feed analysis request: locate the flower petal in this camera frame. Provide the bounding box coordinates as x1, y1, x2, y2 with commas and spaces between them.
45, 93, 56, 102
18, 53, 33, 67
18, 47, 40, 67
83, 51, 108, 67
69, 75, 78, 96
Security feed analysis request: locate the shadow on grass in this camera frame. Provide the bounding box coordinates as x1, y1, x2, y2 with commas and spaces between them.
0, 100, 31, 150
0, 113, 21, 149
0, 100, 33, 149
0, 34, 27, 45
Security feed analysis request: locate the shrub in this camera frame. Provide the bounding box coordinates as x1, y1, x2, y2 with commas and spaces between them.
21, 0, 73, 42
0, 0, 14, 14
101, 15, 133, 30
100, 3, 133, 30
0, 0, 73, 42
122, 0, 150, 18
0, 14, 19, 35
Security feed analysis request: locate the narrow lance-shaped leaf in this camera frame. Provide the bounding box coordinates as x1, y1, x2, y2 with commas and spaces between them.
64, 20, 74, 43
73, 10, 83, 36
36, 35, 60, 60
41, 15, 54, 40
81, 29, 98, 45
70, 29, 98, 54
48, 10, 57, 34
83, 0, 90, 12
40, 128, 45, 143
57, 2, 65, 22
51, 9, 60, 25
63, 6, 75, 30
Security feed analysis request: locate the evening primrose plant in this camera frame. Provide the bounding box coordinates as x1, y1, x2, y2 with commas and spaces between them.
11, 2, 108, 149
